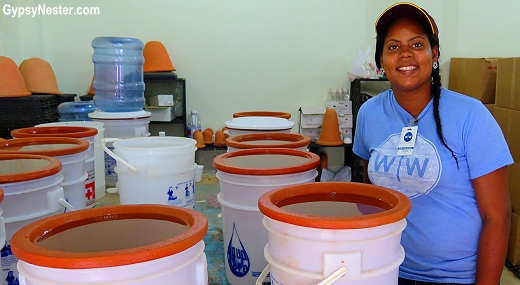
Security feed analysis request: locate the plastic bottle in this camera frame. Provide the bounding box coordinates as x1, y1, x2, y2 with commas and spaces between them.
187, 110, 201, 138
57, 101, 97, 121
91, 37, 146, 112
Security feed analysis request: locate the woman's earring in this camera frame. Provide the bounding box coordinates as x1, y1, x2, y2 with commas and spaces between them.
380, 67, 385, 75
433, 61, 438, 69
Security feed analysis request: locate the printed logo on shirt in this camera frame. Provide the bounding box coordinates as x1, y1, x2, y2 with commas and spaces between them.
368, 133, 442, 198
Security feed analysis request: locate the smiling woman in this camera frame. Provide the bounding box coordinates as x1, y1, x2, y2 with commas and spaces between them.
353, 2, 514, 285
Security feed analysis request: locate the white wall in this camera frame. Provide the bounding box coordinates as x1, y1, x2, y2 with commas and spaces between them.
2, 0, 520, 131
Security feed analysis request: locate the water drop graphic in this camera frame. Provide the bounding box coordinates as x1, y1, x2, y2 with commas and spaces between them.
227, 223, 250, 277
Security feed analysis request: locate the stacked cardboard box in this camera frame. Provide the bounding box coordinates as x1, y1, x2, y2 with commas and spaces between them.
449, 57, 520, 264
493, 58, 520, 265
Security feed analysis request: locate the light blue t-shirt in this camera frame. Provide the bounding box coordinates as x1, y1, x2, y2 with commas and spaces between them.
353, 87, 513, 283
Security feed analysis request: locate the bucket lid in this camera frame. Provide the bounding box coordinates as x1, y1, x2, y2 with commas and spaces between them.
224, 116, 294, 131
232, 111, 291, 119
88, 110, 151, 120
0, 137, 89, 156
258, 182, 411, 229
226, 132, 311, 150
0, 153, 62, 184
11, 126, 98, 139
213, 148, 320, 175
10, 205, 208, 269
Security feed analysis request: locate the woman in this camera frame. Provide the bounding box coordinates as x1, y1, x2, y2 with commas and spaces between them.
353, 2, 514, 285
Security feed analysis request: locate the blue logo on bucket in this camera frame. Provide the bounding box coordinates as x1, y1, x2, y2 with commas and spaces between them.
227, 223, 250, 277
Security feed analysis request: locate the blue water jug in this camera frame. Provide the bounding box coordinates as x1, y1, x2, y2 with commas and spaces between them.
92, 37, 145, 112
57, 101, 97, 121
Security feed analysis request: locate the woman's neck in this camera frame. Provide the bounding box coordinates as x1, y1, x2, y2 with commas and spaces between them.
393, 85, 433, 119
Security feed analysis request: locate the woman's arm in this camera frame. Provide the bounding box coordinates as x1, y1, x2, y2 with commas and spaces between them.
473, 166, 511, 285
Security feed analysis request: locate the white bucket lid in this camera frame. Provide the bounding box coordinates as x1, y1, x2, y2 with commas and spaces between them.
88, 110, 151, 120
225, 116, 294, 131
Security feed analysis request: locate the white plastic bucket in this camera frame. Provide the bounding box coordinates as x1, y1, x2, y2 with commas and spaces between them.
226, 132, 311, 152
10, 205, 209, 285
0, 137, 89, 184
84, 156, 96, 208
0, 154, 66, 285
89, 110, 150, 187
102, 136, 197, 208
117, 163, 197, 209
36, 121, 107, 201
256, 182, 411, 285
224, 117, 295, 137
3, 209, 63, 285
213, 148, 320, 285
61, 172, 88, 212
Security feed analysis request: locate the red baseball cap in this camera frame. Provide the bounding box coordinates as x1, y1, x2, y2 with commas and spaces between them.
375, 2, 438, 36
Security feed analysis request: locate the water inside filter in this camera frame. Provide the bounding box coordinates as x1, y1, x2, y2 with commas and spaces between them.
223, 154, 309, 168
35, 219, 189, 252
282, 201, 385, 217
241, 140, 292, 145
0, 158, 51, 174
10, 143, 78, 151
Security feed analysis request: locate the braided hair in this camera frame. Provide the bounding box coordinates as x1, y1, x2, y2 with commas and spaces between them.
374, 23, 459, 167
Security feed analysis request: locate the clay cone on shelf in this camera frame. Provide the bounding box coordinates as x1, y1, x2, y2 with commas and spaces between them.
222, 127, 230, 139
193, 130, 206, 148
143, 41, 176, 72
316, 108, 343, 146
87, 77, 95, 95
19, 57, 62, 94
203, 128, 214, 144
214, 130, 226, 146
0, 56, 31, 97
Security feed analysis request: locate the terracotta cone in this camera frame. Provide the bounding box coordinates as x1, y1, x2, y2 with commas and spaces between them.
19, 57, 61, 94
0, 56, 31, 97
203, 128, 214, 144
214, 130, 226, 146
193, 130, 206, 148
143, 41, 176, 72
316, 108, 343, 146
87, 77, 95, 95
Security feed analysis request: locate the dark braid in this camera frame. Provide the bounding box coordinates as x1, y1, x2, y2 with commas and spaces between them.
375, 23, 459, 167
429, 41, 459, 167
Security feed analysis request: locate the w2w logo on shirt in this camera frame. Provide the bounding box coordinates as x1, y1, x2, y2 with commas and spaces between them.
369, 134, 441, 198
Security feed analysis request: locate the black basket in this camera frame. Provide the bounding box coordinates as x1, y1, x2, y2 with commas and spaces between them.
0, 94, 75, 138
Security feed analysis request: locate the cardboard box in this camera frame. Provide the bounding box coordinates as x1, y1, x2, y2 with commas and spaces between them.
449, 58, 498, 104
149, 94, 174, 107
340, 127, 353, 141
496, 58, 520, 111
493, 107, 520, 162
508, 211, 520, 265
337, 114, 353, 129
299, 106, 326, 128
299, 125, 321, 140
145, 106, 175, 122
509, 163, 520, 212
484, 104, 494, 116
326, 100, 353, 115
507, 163, 520, 265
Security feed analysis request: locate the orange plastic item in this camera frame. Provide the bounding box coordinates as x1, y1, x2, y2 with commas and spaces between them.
203, 128, 213, 144
214, 130, 226, 147
19, 57, 62, 94
87, 77, 95, 95
143, 41, 176, 72
232, 111, 291, 119
258, 182, 411, 229
0, 56, 31, 97
316, 108, 343, 146
193, 130, 206, 148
